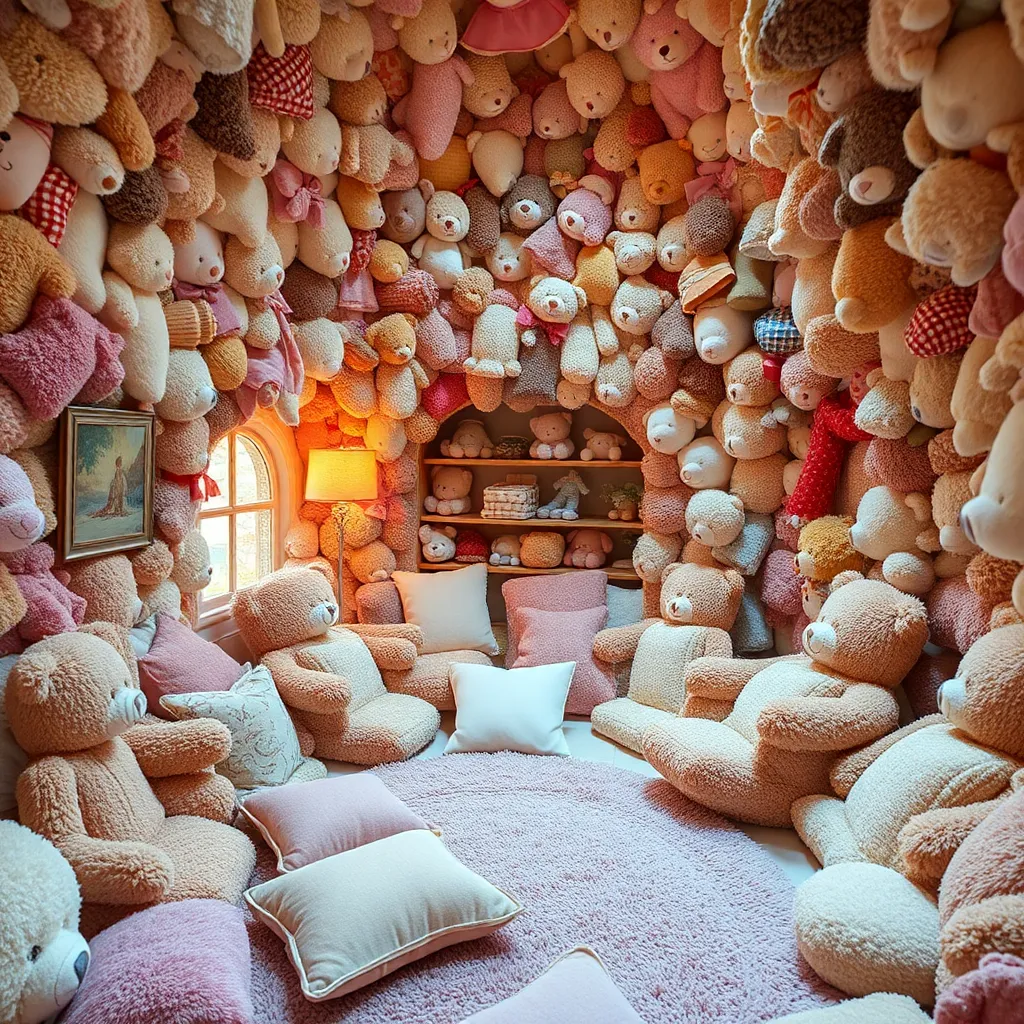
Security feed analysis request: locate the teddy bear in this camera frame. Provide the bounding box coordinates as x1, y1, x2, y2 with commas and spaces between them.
644, 575, 929, 828
685, 489, 746, 548
637, 140, 697, 206
486, 231, 534, 285
231, 564, 441, 761
559, 49, 626, 121
575, 0, 641, 50
580, 428, 627, 461
410, 184, 471, 290
0, 215, 77, 336
0, 455, 45, 554
8, 628, 256, 936
0, 820, 89, 1024
464, 299, 522, 379
438, 420, 492, 460
643, 402, 696, 456
381, 181, 430, 245
418, 523, 457, 563
365, 314, 428, 421
0, 544, 85, 656
532, 80, 587, 140
529, 411, 575, 460
712, 399, 787, 461
676, 436, 736, 490
563, 528, 614, 568
611, 275, 674, 336
693, 305, 754, 365
466, 129, 526, 198
795, 516, 864, 583
329, 76, 413, 187
850, 485, 938, 596
591, 560, 743, 752
500, 174, 557, 235
423, 465, 473, 516
489, 534, 521, 566
556, 178, 616, 247
791, 624, 1024, 1005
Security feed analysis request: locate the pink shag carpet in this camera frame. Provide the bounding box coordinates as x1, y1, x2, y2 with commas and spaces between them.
245, 754, 837, 1023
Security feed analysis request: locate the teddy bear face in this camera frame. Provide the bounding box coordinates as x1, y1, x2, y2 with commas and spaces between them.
937, 624, 1024, 760
221, 107, 281, 178
172, 221, 224, 286
530, 411, 573, 443
533, 80, 584, 140
424, 190, 470, 243
330, 75, 388, 126
462, 55, 517, 118
526, 275, 586, 324
107, 222, 175, 293
156, 417, 211, 477
638, 140, 696, 206
577, 0, 641, 50
467, 129, 525, 198
688, 110, 728, 163
502, 174, 556, 233
419, 523, 457, 563
232, 565, 339, 656
931, 472, 976, 556
607, 230, 657, 275
815, 50, 873, 113
430, 465, 472, 502
223, 234, 285, 298
644, 402, 696, 455
632, 2, 703, 72
795, 516, 862, 581
7, 631, 146, 755
780, 350, 838, 412
802, 577, 928, 687
311, 10, 373, 81
685, 488, 745, 547
560, 51, 625, 119
285, 520, 320, 560
381, 185, 428, 245
155, 349, 218, 422
557, 183, 614, 245
0, 456, 45, 553
615, 177, 660, 232
170, 530, 214, 594
659, 561, 744, 627
849, 486, 931, 561
66, 554, 145, 628
611, 276, 672, 335
281, 107, 342, 178
564, 528, 614, 568
582, 428, 626, 459
676, 436, 735, 489
909, 349, 961, 429
694, 305, 754, 364
712, 400, 786, 460
487, 232, 533, 281
724, 347, 779, 406
0, 115, 51, 213
452, 267, 494, 315
367, 312, 417, 365
397, 0, 457, 65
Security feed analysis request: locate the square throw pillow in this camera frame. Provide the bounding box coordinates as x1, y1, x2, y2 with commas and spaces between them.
138, 613, 244, 718
606, 585, 643, 629
512, 605, 614, 716
61, 899, 253, 1024
245, 829, 522, 1001
160, 665, 302, 788
240, 774, 437, 871
461, 947, 644, 1023
392, 564, 498, 655
445, 661, 574, 756
501, 570, 607, 667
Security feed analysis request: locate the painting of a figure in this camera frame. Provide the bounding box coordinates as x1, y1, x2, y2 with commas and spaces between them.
60, 408, 155, 561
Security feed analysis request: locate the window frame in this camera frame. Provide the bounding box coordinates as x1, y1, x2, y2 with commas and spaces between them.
197, 428, 277, 624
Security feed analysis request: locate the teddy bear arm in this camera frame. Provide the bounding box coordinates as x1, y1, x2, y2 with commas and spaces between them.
38, 248, 77, 303
344, 623, 422, 671
898, 798, 1009, 893
16, 757, 174, 905
790, 794, 866, 868
758, 682, 900, 753
149, 770, 236, 823
829, 713, 945, 797
122, 719, 232, 777
101, 271, 140, 330
941, 896, 1024, 979
650, 81, 691, 139
592, 619, 659, 663
693, 43, 726, 115
262, 649, 353, 714
95, 88, 156, 172
683, 654, 798, 702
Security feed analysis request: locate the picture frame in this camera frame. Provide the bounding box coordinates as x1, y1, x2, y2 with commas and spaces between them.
59, 406, 156, 562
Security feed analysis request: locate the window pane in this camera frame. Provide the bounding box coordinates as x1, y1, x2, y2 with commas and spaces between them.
236, 434, 272, 506
235, 509, 273, 591
200, 515, 231, 599
205, 436, 230, 510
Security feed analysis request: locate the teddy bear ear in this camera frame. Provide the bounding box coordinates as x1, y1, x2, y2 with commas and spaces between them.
579, 174, 615, 207
402, 313, 416, 327
418, 525, 433, 543
892, 595, 927, 636
11, 648, 58, 705
905, 492, 932, 522
444, 526, 457, 539
417, 179, 435, 202
306, 561, 335, 585
729, 494, 744, 511
829, 569, 864, 592
659, 289, 673, 310
817, 118, 845, 169
884, 218, 911, 257
660, 561, 683, 582
566, 529, 578, 542
529, 274, 545, 289
80, 621, 136, 672
466, 131, 482, 155
584, 427, 595, 438
573, 284, 588, 308
723, 568, 744, 592
560, 411, 572, 422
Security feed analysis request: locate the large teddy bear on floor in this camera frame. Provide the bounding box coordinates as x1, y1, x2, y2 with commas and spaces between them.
790, 624, 1024, 1007
6, 628, 255, 938
591, 559, 744, 753
643, 576, 929, 828
231, 565, 441, 762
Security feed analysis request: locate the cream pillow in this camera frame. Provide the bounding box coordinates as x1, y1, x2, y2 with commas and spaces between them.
445, 661, 574, 756
245, 829, 522, 1001
160, 664, 303, 788
391, 564, 499, 655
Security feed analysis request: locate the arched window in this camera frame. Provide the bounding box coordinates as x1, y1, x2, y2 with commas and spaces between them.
198, 430, 276, 617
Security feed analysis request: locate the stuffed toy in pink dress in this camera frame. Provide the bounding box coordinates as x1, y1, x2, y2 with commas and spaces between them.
461, 0, 572, 55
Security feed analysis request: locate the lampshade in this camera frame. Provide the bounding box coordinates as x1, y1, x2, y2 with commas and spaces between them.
304, 448, 378, 503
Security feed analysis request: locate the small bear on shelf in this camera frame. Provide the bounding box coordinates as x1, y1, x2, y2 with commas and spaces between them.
564, 528, 614, 568
440, 418, 494, 458
580, 428, 627, 461
423, 465, 473, 516
529, 411, 575, 460
419, 524, 457, 563
489, 534, 522, 566
604, 483, 642, 521
537, 471, 589, 520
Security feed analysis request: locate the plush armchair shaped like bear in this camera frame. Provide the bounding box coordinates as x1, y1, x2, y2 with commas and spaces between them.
6, 628, 255, 938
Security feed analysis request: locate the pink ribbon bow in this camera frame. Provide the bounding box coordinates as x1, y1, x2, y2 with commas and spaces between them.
172, 278, 243, 337
684, 156, 738, 209
269, 158, 325, 228
515, 304, 570, 345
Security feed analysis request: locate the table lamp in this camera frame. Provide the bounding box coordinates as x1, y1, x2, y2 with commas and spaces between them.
304, 448, 379, 620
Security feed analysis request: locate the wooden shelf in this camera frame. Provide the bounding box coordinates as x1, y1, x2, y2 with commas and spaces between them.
422, 458, 642, 468
421, 514, 641, 530
418, 561, 640, 580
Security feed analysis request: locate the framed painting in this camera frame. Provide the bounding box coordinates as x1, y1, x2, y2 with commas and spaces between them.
59, 406, 156, 562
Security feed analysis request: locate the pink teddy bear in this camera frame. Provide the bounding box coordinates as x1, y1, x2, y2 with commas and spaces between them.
631, 0, 727, 139
0, 543, 86, 654
563, 528, 614, 568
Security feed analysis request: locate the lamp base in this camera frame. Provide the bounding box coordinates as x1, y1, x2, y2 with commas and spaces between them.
331, 502, 346, 620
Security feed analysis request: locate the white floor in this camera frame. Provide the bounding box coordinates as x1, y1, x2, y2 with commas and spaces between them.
327, 712, 819, 888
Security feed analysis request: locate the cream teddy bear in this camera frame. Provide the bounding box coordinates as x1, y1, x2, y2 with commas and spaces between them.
411, 184, 472, 290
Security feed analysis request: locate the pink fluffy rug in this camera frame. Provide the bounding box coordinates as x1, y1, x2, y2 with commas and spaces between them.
245, 754, 837, 1023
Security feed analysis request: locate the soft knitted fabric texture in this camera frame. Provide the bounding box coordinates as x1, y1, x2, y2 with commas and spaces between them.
62, 899, 254, 1024
245, 755, 838, 1021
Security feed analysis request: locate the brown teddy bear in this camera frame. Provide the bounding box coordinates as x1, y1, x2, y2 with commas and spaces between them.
8, 627, 255, 937
231, 565, 440, 763
0, 215, 77, 334
591, 559, 744, 753
644, 575, 929, 827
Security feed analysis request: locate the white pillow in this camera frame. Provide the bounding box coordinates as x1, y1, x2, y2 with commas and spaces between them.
160, 664, 303, 788
392, 564, 499, 656
445, 662, 574, 756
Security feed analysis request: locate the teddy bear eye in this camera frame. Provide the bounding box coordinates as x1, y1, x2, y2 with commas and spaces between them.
0, 131, 9, 142
34, 54, 44, 63
198, 256, 204, 263
29, 945, 41, 962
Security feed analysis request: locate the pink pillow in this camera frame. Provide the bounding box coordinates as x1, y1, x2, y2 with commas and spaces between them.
512, 604, 614, 716
502, 570, 608, 668
62, 899, 253, 1024
138, 613, 244, 719
239, 774, 436, 871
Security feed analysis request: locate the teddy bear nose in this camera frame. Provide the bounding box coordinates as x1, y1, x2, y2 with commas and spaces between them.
494, 97, 501, 105
74, 950, 89, 982
659, 44, 670, 57
519, 202, 530, 213
102, 174, 116, 190
603, 30, 612, 42
209, 266, 219, 278
586, 101, 594, 111
503, 263, 512, 272
547, 298, 558, 310
445, 218, 454, 229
